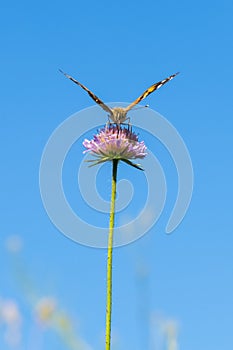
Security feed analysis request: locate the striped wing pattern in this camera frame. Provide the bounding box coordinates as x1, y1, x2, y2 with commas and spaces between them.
125, 72, 179, 112
59, 69, 113, 115
60, 70, 179, 117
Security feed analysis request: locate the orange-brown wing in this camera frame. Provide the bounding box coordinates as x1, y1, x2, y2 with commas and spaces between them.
59, 70, 113, 115
125, 72, 179, 112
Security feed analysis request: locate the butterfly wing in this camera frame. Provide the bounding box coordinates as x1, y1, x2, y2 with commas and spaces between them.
59, 70, 113, 115
125, 72, 179, 112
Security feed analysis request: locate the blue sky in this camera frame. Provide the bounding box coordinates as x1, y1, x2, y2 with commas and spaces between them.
1, 0, 233, 349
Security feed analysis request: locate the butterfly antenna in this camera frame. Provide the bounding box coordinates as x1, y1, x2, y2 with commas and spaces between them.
59, 69, 69, 77
132, 104, 149, 111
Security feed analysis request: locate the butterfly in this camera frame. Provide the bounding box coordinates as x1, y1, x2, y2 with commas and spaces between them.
60, 69, 179, 125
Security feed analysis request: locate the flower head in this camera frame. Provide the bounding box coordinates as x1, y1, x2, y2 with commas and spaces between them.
83, 126, 147, 169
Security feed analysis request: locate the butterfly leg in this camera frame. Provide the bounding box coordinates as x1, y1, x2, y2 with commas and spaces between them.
105, 120, 110, 131
123, 117, 132, 132
127, 120, 132, 133
105, 115, 112, 130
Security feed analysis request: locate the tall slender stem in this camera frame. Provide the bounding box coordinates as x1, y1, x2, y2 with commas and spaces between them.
105, 159, 118, 350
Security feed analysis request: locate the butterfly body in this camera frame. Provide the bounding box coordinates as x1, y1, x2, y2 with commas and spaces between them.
110, 107, 128, 124
60, 70, 179, 125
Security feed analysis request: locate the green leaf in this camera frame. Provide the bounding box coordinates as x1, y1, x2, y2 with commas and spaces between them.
121, 159, 144, 171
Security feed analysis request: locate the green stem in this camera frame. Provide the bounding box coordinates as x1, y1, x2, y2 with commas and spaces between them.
105, 159, 118, 350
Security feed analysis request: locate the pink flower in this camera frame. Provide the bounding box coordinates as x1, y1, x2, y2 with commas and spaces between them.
83, 126, 147, 169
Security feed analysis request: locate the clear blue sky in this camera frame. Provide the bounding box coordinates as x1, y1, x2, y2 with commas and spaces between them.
1, 0, 233, 349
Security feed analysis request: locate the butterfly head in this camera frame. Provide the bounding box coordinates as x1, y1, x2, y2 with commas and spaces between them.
110, 107, 128, 124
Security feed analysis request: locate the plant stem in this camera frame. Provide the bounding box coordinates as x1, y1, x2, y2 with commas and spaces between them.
105, 159, 118, 350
